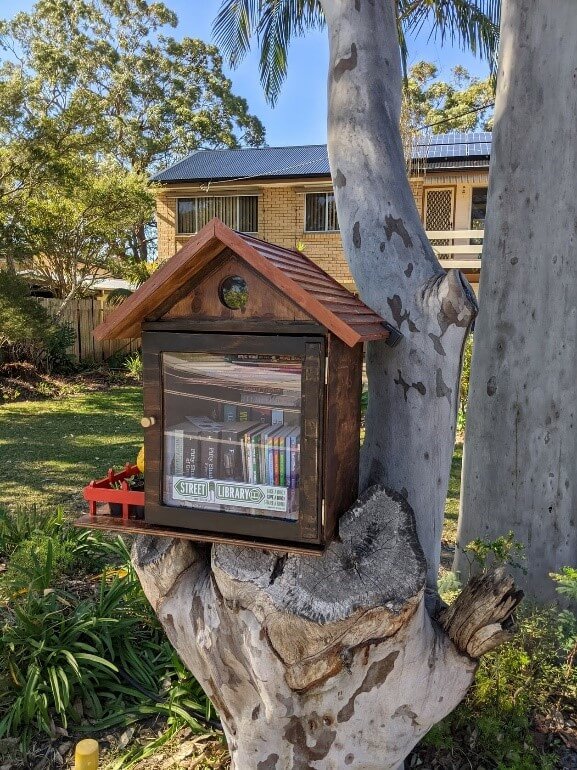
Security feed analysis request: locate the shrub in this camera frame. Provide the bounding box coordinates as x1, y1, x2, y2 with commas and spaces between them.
0, 271, 55, 367
0, 271, 75, 373
418, 569, 577, 769
123, 351, 143, 380
0, 506, 217, 758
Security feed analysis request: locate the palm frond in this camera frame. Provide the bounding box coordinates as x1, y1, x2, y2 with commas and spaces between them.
214, 0, 499, 104
399, 0, 500, 73
213, 0, 324, 106
213, 0, 261, 70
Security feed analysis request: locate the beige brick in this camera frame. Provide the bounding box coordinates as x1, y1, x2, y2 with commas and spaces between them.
153, 170, 488, 286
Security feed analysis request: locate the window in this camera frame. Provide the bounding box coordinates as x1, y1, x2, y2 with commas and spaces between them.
177, 196, 258, 234
470, 187, 488, 245
305, 193, 339, 232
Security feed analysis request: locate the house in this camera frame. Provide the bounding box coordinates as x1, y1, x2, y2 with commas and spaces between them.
153, 132, 490, 294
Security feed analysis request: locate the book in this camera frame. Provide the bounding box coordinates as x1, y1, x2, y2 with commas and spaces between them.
274, 427, 294, 486
257, 425, 281, 485
167, 420, 201, 477
238, 406, 250, 422
271, 409, 284, 426
250, 407, 269, 424
223, 403, 238, 422
220, 421, 258, 481
242, 425, 265, 484
198, 422, 221, 480
286, 428, 300, 489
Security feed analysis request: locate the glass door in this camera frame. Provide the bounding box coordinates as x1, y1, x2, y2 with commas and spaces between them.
162, 352, 302, 521
142, 332, 325, 545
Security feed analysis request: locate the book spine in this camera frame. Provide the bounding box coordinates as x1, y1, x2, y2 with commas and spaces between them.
252, 433, 260, 484
200, 429, 220, 480
267, 438, 274, 486
279, 434, 286, 486
241, 434, 249, 482
173, 429, 184, 476
238, 406, 250, 422
245, 434, 254, 483
291, 434, 299, 489
223, 404, 238, 422
285, 436, 291, 488
183, 435, 199, 478
273, 437, 280, 486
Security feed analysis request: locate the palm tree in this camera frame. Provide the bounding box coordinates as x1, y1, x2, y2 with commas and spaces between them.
213, 0, 500, 106
137, 3, 520, 769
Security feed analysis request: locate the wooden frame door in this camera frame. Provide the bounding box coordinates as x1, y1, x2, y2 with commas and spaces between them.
142, 331, 326, 547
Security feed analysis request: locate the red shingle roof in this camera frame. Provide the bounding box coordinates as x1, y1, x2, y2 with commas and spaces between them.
94, 219, 391, 347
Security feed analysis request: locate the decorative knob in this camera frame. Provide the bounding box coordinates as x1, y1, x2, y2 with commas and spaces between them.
141, 416, 156, 428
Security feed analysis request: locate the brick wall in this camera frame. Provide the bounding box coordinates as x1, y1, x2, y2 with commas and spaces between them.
154, 170, 487, 291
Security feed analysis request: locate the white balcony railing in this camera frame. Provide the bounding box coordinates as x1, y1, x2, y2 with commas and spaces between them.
425, 229, 483, 269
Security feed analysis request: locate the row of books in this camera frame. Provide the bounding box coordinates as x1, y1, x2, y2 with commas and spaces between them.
166, 417, 300, 489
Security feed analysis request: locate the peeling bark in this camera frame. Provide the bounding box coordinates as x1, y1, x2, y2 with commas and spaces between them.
134, 490, 519, 769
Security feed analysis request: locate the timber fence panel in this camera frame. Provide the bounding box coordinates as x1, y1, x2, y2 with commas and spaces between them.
35, 297, 141, 362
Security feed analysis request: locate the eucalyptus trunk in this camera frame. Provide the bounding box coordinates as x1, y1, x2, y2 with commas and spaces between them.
323, 0, 476, 594
456, 0, 577, 602
134, 1, 520, 766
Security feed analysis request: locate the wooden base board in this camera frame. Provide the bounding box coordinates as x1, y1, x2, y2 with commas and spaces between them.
75, 515, 325, 557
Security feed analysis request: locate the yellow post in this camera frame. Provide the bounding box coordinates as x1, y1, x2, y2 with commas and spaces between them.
74, 739, 99, 770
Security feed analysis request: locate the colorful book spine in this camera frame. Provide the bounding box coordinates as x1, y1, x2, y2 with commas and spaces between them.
279, 434, 286, 486
273, 435, 280, 486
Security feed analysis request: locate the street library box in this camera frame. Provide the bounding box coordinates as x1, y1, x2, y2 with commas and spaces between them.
80, 219, 397, 554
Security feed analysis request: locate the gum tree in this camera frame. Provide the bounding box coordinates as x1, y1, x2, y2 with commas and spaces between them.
133, 2, 522, 768
456, 0, 577, 602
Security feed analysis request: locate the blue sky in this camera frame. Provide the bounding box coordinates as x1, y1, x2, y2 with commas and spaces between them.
3, 1, 491, 146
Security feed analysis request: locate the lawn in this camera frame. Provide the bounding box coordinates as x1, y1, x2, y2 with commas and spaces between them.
444, 442, 462, 545
0, 387, 143, 510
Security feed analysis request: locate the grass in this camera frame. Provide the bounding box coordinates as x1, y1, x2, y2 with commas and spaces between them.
0, 387, 143, 510
444, 442, 462, 545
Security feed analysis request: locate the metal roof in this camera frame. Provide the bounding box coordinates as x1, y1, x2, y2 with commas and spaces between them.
153, 133, 492, 183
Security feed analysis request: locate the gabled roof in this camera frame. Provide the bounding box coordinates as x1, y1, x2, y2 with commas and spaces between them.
94, 219, 391, 347
153, 133, 491, 183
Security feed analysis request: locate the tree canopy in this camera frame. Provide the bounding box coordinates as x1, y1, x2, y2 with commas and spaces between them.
404, 61, 494, 133
0, 0, 266, 272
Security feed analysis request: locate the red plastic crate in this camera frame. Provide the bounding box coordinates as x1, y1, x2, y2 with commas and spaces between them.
83, 464, 144, 520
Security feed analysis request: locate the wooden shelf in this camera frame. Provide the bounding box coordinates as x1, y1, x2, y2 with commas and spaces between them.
75, 514, 323, 556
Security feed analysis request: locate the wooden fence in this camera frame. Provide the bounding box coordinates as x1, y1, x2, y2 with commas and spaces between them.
36, 298, 140, 362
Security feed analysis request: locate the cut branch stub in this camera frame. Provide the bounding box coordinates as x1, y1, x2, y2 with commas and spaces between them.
438, 568, 524, 658
212, 486, 427, 691
213, 485, 426, 623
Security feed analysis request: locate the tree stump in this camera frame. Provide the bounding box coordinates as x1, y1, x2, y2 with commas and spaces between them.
134, 487, 521, 769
